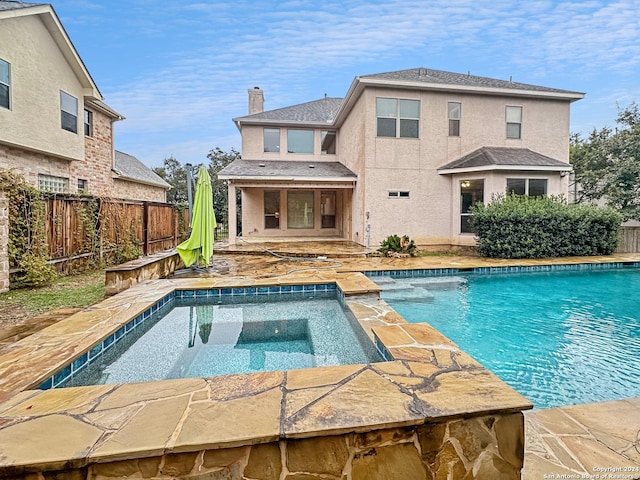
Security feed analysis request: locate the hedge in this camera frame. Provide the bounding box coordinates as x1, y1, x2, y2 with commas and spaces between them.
470, 195, 623, 258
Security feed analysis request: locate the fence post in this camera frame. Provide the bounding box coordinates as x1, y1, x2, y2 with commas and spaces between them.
0, 193, 9, 292
143, 202, 149, 256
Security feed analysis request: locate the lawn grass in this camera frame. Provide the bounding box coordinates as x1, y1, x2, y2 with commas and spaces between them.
0, 270, 105, 324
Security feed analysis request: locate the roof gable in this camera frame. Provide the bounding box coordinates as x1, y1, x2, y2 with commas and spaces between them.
0, 1, 101, 100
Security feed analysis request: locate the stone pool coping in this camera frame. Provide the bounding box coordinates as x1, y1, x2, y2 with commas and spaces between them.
0, 269, 534, 474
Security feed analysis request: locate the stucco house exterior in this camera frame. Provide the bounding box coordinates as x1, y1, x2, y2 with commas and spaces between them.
220, 68, 584, 249
0, 1, 169, 202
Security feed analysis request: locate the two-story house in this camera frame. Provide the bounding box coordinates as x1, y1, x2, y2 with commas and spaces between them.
220, 68, 584, 249
0, 1, 169, 202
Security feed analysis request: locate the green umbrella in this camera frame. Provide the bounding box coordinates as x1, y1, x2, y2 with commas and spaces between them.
177, 166, 216, 267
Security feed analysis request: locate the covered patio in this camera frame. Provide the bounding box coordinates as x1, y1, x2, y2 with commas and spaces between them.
218, 159, 357, 243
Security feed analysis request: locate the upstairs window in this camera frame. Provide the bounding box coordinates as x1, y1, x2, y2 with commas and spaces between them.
321, 130, 336, 154
0, 58, 10, 110
287, 129, 314, 154
77, 178, 88, 192
507, 178, 547, 197
60, 91, 78, 133
84, 109, 93, 137
264, 128, 280, 153
506, 106, 522, 139
376, 98, 419, 138
448, 102, 461, 136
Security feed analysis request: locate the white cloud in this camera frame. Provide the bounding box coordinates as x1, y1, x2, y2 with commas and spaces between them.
57, 0, 640, 166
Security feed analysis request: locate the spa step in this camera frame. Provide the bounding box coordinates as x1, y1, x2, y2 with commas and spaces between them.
407, 276, 467, 290
381, 287, 435, 303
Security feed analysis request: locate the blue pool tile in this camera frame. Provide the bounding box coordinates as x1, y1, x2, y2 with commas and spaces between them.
292, 285, 303, 292
221, 288, 232, 296
115, 326, 126, 341
281, 285, 292, 293
134, 315, 144, 326
303, 285, 315, 292
268, 286, 281, 294
232, 288, 245, 296
257, 286, 269, 294
245, 287, 256, 295
125, 321, 135, 333
53, 365, 72, 386
208, 289, 221, 297
89, 343, 103, 360
328, 283, 337, 291
39, 377, 53, 390
195, 290, 207, 297
103, 333, 116, 350
182, 290, 195, 298
72, 353, 89, 373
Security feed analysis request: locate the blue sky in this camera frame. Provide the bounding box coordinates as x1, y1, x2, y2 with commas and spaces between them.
53, 0, 640, 168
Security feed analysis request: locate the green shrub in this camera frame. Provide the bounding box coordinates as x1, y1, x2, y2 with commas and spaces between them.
378, 234, 418, 257
14, 252, 57, 288
470, 195, 622, 258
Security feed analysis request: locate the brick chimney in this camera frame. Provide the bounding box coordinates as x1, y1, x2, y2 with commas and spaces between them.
248, 87, 264, 115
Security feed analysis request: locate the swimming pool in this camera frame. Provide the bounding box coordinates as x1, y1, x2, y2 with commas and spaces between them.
48, 286, 380, 388
374, 267, 640, 409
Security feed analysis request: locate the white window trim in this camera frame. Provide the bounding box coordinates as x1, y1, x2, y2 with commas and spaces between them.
376, 97, 420, 139
506, 178, 548, 196
506, 106, 522, 139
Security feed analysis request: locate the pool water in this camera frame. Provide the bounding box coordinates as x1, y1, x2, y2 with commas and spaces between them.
64, 293, 379, 386
376, 269, 640, 409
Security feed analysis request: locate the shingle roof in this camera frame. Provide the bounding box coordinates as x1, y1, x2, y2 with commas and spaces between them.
0, 1, 44, 12
233, 97, 343, 125
218, 160, 356, 181
361, 68, 583, 96
114, 151, 171, 189
438, 147, 572, 173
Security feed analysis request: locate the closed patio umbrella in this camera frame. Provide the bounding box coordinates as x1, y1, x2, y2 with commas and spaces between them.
177, 166, 216, 267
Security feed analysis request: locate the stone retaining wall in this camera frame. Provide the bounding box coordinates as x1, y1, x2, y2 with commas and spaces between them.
104, 250, 182, 295
11, 413, 524, 480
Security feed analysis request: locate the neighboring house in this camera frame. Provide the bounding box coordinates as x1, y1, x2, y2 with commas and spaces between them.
220, 69, 584, 248
0, 1, 169, 201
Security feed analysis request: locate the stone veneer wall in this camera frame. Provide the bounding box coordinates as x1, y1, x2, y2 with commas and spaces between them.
77, 108, 117, 196
112, 178, 167, 203
0, 143, 73, 188
11, 413, 524, 480
0, 194, 8, 293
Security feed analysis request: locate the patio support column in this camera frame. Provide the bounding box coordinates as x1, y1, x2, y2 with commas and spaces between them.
228, 184, 237, 245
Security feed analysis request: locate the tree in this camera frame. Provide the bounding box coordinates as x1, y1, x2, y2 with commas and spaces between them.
207, 147, 241, 224
153, 156, 201, 206
571, 102, 640, 221
153, 149, 241, 225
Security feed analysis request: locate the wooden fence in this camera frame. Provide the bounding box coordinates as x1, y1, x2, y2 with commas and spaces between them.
616, 226, 640, 253
41, 195, 189, 271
